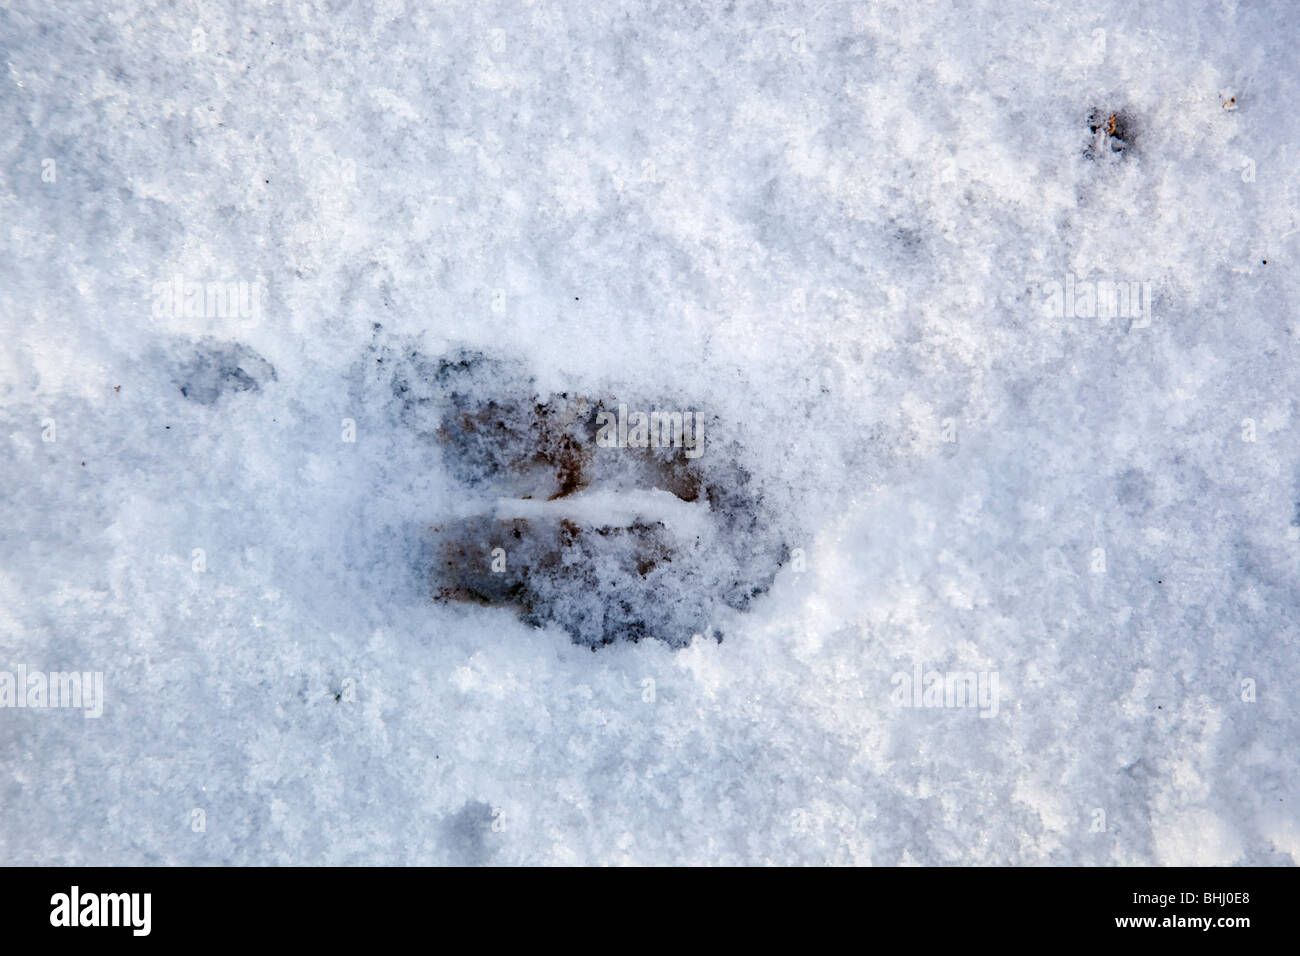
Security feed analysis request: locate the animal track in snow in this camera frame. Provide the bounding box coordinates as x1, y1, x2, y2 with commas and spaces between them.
361, 338, 788, 648
171, 338, 276, 405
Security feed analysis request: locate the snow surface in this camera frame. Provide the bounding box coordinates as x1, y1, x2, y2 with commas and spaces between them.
1, 0, 1298, 864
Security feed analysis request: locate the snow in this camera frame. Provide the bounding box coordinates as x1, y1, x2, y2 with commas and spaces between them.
1, 0, 1297, 864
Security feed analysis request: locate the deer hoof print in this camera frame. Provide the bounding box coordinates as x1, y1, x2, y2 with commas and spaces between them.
367, 342, 789, 649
